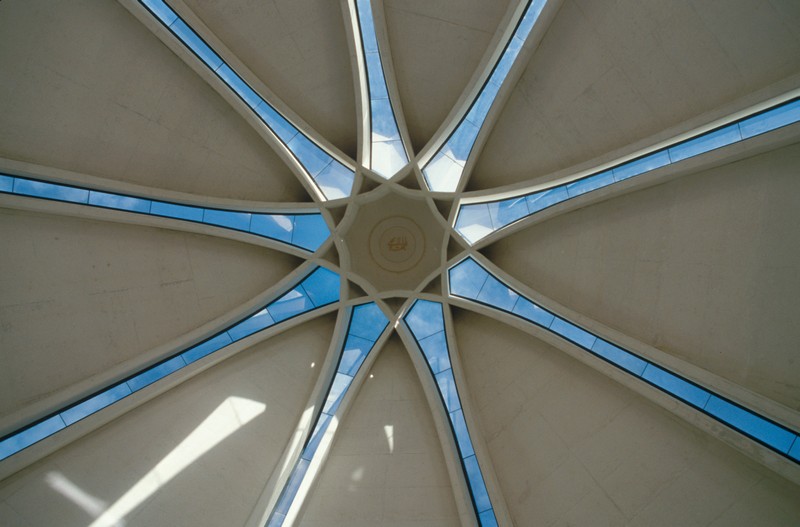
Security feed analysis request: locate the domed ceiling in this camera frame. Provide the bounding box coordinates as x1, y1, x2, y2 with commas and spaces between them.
1, 0, 800, 525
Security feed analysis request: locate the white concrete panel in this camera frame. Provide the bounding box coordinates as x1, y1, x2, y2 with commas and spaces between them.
298, 337, 460, 526
472, 0, 800, 190
0, 0, 304, 202
488, 144, 800, 409
455, 310, 800, 525
0, 207, 297, 418
181, 0, 357, 159
384, 0, 511, 152
0, 315, 334, 527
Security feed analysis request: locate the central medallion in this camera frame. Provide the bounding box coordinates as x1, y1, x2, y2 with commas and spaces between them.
369, 216, 424, 272
341, 187, 445, 293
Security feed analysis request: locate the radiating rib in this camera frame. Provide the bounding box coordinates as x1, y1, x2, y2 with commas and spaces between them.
0, 266, 341, 462
134, 0, 355, 200
403, 300, 500, 527
420, 0, 550, 193
454, 95, 800, 245
346, 0, 409, 179
0, 172, 330, 253
447, 256, 800, 465
265, 302, 389, 526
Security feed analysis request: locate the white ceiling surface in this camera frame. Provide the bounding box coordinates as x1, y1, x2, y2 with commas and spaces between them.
472, 0, 800, 190
383, 0, 512, 151
299, 338, 459, 526
0, 0, 305, 202
489, 143, 800, 411
0, 0, 799, 525
181, 0, 358, 159
0, 207, 296, 420
0, 316, 334, 527
456, 311, 800, 526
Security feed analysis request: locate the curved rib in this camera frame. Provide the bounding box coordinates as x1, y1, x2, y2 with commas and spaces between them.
453, 93, 800, 246
418, 0, 556, 193
257, 302, 390, 527
401, 300, 506, 526
0, 167, 330, 255
0, 265, 342, 465
124, 0, 356, 201
344, 0, 410, 179
446, 256, 800, 471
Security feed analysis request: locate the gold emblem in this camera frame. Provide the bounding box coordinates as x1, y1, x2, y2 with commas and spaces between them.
387, 236, 408, 252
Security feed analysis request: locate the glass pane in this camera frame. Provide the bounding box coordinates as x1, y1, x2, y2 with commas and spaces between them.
705, 396, 795, 453
322, 373, 353, 415
273, 458, 310, 516
365, 51, 388, 100
668, 124, 741, 162
612, 150, 671, 181
182, 332, 232, 364
463, 455, 492, 513
511, 297, 555, 328
338, 335, 373, 377
268, 287, 314, 322
14, 179, 89, 204
254, 101, 299, 144
61, 383, 132, 426
0, 415, 66, 461
550, 317, 597, 349
419, 331, 451, 375
450, 408, 474, 458
641, 365, 710, 408
314, 160, 354, 200
371, 98, 401, 142
372, 140, 407, 179
150, 201, 204, 222
476, 275, 519, 312
301, 267, 340, 307
356, 0, 379, 53
249, 214, 294, 244
216, 64, 261, 110
287, 134, 331, 177
591, 339, 647, 376
490, 36, 523, 87
566, 171, 615, 198
526, 185, 569, 214
0, 174, 13, 192
478, 509, 499, 527
169, 19, 223, 70
435, 369, 461, 413
448, 258, 490, 299
349, 303, 388, 342
227, 308, 275, 341
442, 120, 480, 166
739, 99, 800, 139
455, 203, 494, 245
88, 191, 151, 213
789, 437, 800, 462
202, 209, 252, 231
465, 81, 501, 128
424, 151, 462, 192
516, 0, 547, 41
127, 356, 186, 392
291, 214, 330, 252
487, 197, 529, 230
405, 300, 445, 340
302, 412, 333, 462
141, 0, 178, 25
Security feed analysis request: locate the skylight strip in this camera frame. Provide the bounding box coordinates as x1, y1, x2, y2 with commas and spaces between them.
404, 300, 499, 526
448, 258, 800, 462
137, 0, 354, 200
0, 174, 330, 252
0, 267, 340, 462
266, 303, 389, 527
353, 0, 409, 179
421, 0, 548, 193
455, 97, 800, 245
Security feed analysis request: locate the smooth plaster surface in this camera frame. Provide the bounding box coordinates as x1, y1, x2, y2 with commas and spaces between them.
181, 0, 357, 159
299, 337, 459, 526
488, 143, 800, 410
0, 207, 297, 419
455, 310, 800, 526
0, 0, 304, 202
0, 315, 334, 527
472, 0, 800, 190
